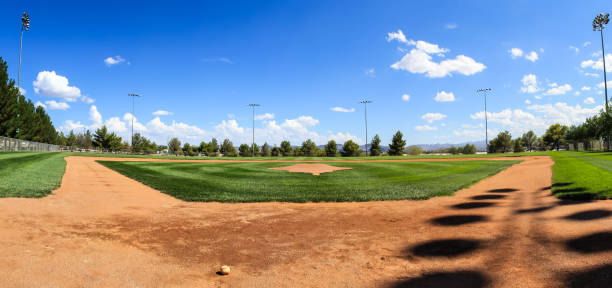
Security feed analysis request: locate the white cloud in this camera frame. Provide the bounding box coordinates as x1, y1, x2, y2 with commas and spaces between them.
364, 68, 376, 78
201, 57, 233, 64
401, 94, 411, 101
422, 112, 447, 123
152, 110, 173, 116
44, 100, 70, 110
453, 129, 484, 137
104, 55, 126, 66
584, 97, 595, 104
461, 123, 483, 129
444, 23, 457, 29
569, 46, 579, 53
81, 96, 95, 104
527, 103, 603, 127
581, 54, 612, 70
105, 117, 127, 132
434, 91, 455, 102
415, 125, 437, 131
18, 87, 26, 95
89, 105, 103, 126
388, 35, 485, 78
581, 86, 592, 91
574, 91, 581, 96
33, 71, 82, 101
330, 107, 355, 113
598, 81, 612, 88
509, 48, 524, 59
386, 29, 408, 43
543, 83, 572, 96
520, 74, 540, 93
584, 41, 591, 47
525, 51, 539, 62
254, 113, 275, 120
525, 99, 532, 104
584, 72, 599, 77
35, 101, 45, 109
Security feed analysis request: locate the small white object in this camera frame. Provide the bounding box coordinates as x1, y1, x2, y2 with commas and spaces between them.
220, 265, 231, 275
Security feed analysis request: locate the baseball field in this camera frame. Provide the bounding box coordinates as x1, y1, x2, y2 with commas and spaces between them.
0, 152, 611, 287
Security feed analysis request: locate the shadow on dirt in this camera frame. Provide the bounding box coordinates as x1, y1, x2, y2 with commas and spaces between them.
563, 264, 612, 288
565, 232, 612, 253
430, 215, 488, 226
563, 209, 612, 221
389, 270, 490, 288
410, 239, 482, 257
556, 199, 594, 206
488, 188, 518, 193
452, 202, 496, 209
471, 194, 506, 200
515, 206, 555, 214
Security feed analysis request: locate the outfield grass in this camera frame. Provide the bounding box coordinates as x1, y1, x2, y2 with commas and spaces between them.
98, 160, 519, 202
550, 151, 612, 200
0, 152, 66, 198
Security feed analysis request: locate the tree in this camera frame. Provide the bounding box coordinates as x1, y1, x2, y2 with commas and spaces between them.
210, 138, 219, 153
220, 139, 237, 157
489, 131, 513, 153
388, 131, 406, 156
250, 143, 260, 156
461, 144, 477, 154
405, 145, 423, 155
261, 142, 271, 157
325, 140, 337, 157
0, 57, 19, 138
92, 126, 122, 151
168, 138, 182, 155
271, 145, 281, 156
543, 124, 569, 151
301, 139, 317, 156
447, 146, 459, 155
341, 140, 361, 157
239, 143, 251, 157
182, 143, 197, 156
513, 138, 525, 152
66, 131, 77, 150
198, 141, 208, 154
521, 131, 538, 152
370, 134, 381, 156
280, 140, 292, 156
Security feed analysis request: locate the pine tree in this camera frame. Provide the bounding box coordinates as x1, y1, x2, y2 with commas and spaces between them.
370, 134, 382, 156
388, 131, 406, 156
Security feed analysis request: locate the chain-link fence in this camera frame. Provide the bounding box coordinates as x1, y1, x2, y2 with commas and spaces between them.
0, 136, 59, 152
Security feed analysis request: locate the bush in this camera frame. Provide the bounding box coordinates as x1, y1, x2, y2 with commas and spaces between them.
405, 145, 423, 155
325, 140, 337, 157
341, 140, 361, 157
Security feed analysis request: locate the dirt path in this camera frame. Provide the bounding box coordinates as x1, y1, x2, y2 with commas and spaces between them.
1, 156, 611, 287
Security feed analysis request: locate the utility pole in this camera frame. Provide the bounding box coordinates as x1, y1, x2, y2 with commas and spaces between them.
128, 94, 141, 151
248, 104, 260, 157
477, 88, 491, 153
359, 100, 372, 156
593, 13, 610, 150
18, 12, 30, 93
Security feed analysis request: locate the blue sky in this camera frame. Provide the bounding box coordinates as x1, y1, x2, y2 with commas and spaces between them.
2, 0, 611, 146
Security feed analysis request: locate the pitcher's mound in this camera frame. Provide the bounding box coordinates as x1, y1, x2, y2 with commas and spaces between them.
269, 163, 352, 176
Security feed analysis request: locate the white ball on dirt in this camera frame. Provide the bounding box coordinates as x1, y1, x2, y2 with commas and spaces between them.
220, 265, 231, 275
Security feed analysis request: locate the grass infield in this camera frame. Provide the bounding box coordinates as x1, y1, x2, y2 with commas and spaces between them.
0, 152, 66, 198
550, 151, 612, 200
98, 160, 519, 202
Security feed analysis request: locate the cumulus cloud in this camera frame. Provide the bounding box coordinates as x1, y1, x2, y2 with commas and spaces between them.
569, 46, 580, 53
401, 94, 411, 101
104, 55, 126, 66
422, 112, 447, 123
509, 48, 539, 62
520, 74, 540, 93
584, 41, 591, 47
254, 113, 275, 120
415, 125, 437, 131
388, 31, 485, 78
542, 83, 572, 96
434, 91, 455, 102
330, 107, 355, 113
581, 86, 591, 91
18, 87, 26, 95
35, 101, 45, 109
581, 54, 612, 70
152, 110, 173, 116
525, 99, 532, 104
584, 97, 595, 104
44, 100, 70, 110
33, 71, 82, 101
525, 51, 539, 62
509, 48, 524, 58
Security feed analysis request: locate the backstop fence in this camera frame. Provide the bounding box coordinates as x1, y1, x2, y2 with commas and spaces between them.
0, 136, 59, 152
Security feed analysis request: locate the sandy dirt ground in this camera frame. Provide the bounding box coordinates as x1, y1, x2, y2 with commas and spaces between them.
1, 156, 611, 287
268, 163, 352, 175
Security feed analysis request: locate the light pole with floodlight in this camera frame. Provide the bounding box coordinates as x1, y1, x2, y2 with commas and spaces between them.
18, 12, 30, 93
248, 104, 260, 157
359, 100, 372, 156
477, 88, 491, 153
128, 93, 141, 151
593, 13, 610, 150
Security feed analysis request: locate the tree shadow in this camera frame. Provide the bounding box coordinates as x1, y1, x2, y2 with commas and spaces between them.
565, 232, 612, 253
430, 215, 488, 226
564, 264, 612, 288
563, 209, 612, 221
557, 199, 594, 206
389, 270, 491, 288
515, 206, 554, 214
471, 194, 506, 200
488, 188, 518, 193
452, 202, 496, 209
410, 239, 482, 257
552, 182, 572, 188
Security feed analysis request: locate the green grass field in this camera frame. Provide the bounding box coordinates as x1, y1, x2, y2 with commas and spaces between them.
98, 160, 519, 202
550, 151, 612, 200
0, 152, 66, 198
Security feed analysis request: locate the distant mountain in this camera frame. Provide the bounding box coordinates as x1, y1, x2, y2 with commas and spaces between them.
317, 140, 486, 152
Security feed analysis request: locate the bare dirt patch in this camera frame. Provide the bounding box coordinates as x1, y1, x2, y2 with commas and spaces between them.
1, 156, 612, 287
268, 163, 352, 175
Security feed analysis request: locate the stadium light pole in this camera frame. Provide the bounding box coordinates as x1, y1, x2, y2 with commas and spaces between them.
128, 94, 141, 150
477, 88, 491, 153
248, 104, 260, 157
359, 100, 372, 156
594, 13, 611, 151
18, 12, 30, 94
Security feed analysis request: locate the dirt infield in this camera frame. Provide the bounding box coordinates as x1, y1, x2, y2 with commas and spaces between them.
268, 163, 352, 175
1, 156, 612, 287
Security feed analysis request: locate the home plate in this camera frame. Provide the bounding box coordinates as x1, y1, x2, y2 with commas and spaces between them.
268, 163, 352, 176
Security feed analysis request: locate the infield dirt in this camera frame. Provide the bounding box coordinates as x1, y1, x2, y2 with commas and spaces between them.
1, 156, 611, 287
